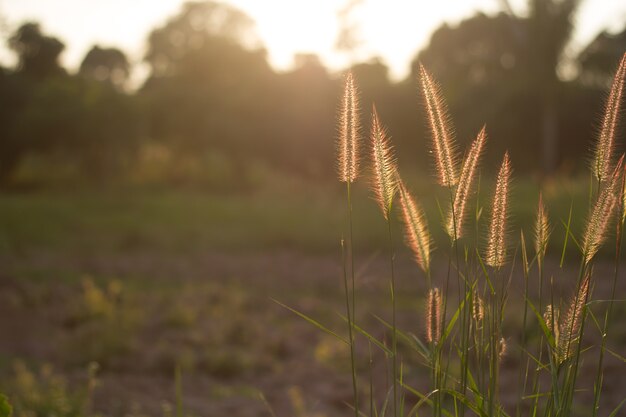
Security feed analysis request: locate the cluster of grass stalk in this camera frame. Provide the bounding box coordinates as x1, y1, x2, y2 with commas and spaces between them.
327, 53, 626, 417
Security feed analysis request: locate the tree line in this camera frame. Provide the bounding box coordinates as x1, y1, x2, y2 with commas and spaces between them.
0, 1, 624, 187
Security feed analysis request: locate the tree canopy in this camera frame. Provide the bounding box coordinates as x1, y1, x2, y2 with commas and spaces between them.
0, 1, 624, 187
9, 22, 65, 79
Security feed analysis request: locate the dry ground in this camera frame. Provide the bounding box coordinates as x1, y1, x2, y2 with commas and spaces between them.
1, 248, 624, 417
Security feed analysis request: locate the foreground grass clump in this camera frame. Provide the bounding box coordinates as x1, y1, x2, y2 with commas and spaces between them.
6, 361, 97, 417
289, 52, 626, 417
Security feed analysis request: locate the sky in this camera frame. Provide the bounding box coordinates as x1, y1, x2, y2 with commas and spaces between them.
0, 0, 625, 85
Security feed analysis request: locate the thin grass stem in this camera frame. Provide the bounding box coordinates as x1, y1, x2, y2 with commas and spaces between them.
387, 217, 398, 417
591, 183, 624, 416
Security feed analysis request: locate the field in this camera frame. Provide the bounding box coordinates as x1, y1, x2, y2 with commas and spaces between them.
1, 2, 625, 416
0, 175, 624, 417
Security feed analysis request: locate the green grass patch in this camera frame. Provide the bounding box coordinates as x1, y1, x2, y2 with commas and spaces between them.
0, 174, 595, 258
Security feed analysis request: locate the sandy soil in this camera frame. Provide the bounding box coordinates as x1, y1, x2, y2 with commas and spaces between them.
0, 249, 624, 417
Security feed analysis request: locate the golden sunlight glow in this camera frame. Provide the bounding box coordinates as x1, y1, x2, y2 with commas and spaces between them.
1, 0, 625, 81
231, 0, 339, 70
232, 0, 505, 77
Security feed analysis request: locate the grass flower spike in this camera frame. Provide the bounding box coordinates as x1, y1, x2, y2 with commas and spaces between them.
534, 193, 550, 266
486, 152, 512, 268
447, 127, 486, 239
498, 337, 507, 360
418, 64, 459, 187
370, 106, 398, 220
544, 304, 560, 346
592, 53, 626, 182
398, 180, 431, 273
622, 162, 626, 224
472, 288, 484, 325
338, 71, 361, 183
582, 155, 624, 264
558, 275, 590, 364
426, 287, 442, 344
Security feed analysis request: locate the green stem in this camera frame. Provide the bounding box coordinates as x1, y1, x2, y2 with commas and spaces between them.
516, 246, 531, 417
591, 215, 623, 416
529, 261, 546, 417
175, 365, 183, 417
447, 185, 470, 417
488, 267, 501, 417
436, 249, 453, 417
558, 257, 587, 417
387, 217, 398, 417
369, 342, 374, 417
344, 181, 359, 417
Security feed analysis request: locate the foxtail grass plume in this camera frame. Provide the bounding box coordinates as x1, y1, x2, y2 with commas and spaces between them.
592, 53, 626, 182
544, 304, 560, 346
370, 106, 398, 219
418, 64, 459, 187
486, 153, 512, 268
582, 155, 624, 264
557, 275, 590, 364
498, 337, 507, 360
534, 193, 550, 265
398, 180, 431, 272
447, 127, 486, 239
426, 288, 442, 344
472, 288, 484, 326
620, 161, 626, 224
338, 71, 361, 183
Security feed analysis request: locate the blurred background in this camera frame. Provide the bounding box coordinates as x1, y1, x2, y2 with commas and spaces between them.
0, 1, 625, 416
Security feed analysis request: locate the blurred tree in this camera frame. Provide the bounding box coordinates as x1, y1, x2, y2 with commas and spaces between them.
275, 54, 337, 178
0, 22, 67, 183
141, 1, 279, 185
73, 80, 141, 181
526, 0, 581, 174
335, 0, 364, 59
80, 46, 130, 89
9, 76, 141, 182
350, 58, 391, 98
499, 0, 582, 174
414, 0, 587, 174
348, 59, 394, 145
413, 13, 539, 170
0, 69, 29, 182
145, 1, 259, 78
0, 23, 140, 184
414, 13, 526, 97
8, 22, 65, 79
578, 26, 626, 86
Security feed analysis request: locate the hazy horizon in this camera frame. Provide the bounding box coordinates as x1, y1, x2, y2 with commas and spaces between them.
0, 0, 625, 86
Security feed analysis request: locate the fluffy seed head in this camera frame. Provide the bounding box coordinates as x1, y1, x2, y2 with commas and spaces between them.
486, 153, 512, 268
534, 193, 551, 266
337, 71, 361, 183
582, 155, 624, 264
472, 288, 484, 326
398, 181, 431, 272
498, 337, 507, 361
619, 162, 626, 224
558, 275, 590, 364
447, 127, 486, 239
370, 106, 398, 220
592, 53, 626, 182
621, 164, 626, 223
544, 304, 560, 346
426, 287, 442, 344
418, 64, 459, 187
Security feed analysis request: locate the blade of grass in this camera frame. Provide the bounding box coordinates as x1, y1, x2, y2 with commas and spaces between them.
272, 298, 348, 344
560, 202, 574, 268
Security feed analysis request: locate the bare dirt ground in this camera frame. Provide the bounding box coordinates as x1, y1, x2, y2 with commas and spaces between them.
0, 249, 625, 417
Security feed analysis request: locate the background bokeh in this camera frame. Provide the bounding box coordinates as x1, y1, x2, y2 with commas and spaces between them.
0, 1, 625, 416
